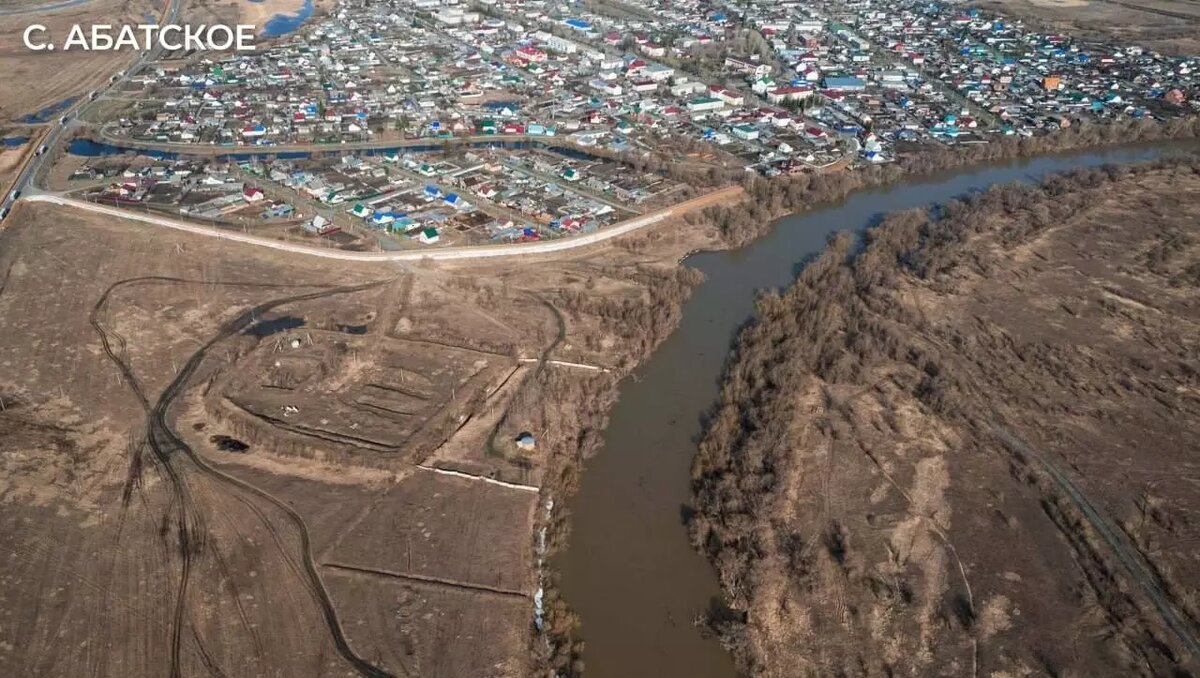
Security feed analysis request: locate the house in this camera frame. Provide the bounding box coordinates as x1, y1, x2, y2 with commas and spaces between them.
725, 56, 772, 78
303, 215, 339, 236
767, 85, 814, 104
416, 227, 440, 244
590, 79, 623, 96
641, 42, 665, 58
731, 123, 759, 140
515, 46, 548, 63
533, 31, 578, 54
688, 96, 725, 113
371, 211, 396, 227
243, 186, 265, 202
261, 202, 293, 219
752, 77, 776, 95
563, 18, 592, 33
711, 86, 745, 106
671, 81, 705, 97
822, 76, 867, 92
643, 63, 675, 81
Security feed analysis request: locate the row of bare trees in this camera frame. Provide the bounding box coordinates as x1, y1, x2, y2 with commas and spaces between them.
688, 156, 1200, 673
700, 116, 1200, 247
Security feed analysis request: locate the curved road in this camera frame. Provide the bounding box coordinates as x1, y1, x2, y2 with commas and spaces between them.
24, 187, 741, 261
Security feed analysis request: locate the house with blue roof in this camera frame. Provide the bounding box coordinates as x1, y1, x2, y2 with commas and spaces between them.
823, 76, 867, 91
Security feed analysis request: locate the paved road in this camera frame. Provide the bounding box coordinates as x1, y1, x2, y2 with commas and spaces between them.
24, 187, 741, 261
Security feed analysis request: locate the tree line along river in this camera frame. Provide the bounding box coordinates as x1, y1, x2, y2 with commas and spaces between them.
554, 140, 1199, 678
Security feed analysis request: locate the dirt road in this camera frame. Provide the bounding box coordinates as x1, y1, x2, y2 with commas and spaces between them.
24, 186, 743, 261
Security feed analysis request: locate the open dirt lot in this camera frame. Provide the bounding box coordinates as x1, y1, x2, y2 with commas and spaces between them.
0, 171, 724, 675
694, 159, 1200, 676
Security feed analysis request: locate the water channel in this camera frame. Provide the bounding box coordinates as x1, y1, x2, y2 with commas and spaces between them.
555, 141, 1198, 678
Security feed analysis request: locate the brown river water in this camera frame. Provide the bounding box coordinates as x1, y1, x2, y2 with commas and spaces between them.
553, 141, 1196, 678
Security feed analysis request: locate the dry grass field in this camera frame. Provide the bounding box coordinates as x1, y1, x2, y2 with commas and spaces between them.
978, 0, 1200, 53
0, 185, 720, 676
0, 139, 32, 196
0, 0, 155, 125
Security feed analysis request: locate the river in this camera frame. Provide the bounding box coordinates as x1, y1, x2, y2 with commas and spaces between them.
554, 141, 1197, 678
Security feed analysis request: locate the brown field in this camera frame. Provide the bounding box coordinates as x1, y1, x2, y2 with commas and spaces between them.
325, 571, 530, 678
328, 471, 537, 593
0, 177, 722, 676
181, 0, 335, 34
979, 0, 1200, 53
0, 0, 155, 125
0, 139, 31, 196
693, 159, 1200, 676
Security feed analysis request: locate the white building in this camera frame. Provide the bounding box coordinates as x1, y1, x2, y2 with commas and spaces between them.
533, 30, 579, 54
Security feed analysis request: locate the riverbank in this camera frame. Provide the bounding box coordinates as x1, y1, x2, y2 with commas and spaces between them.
549, 137, 1200, 678
691, 156, 1200, 676
703, 116, 1200, 249
7, 116, 1199, 678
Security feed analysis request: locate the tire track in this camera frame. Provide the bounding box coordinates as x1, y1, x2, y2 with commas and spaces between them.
484, 294, 566, 459
91, 276, 406, 678
90, 280, 205, 678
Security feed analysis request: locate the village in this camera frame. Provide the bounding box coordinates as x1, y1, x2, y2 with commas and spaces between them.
69, 143, 684, 247
54, 0, 1200, 242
